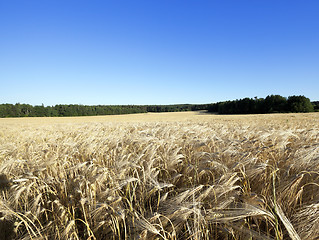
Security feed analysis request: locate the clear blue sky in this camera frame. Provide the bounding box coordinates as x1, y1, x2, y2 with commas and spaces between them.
1, 0, 318, 105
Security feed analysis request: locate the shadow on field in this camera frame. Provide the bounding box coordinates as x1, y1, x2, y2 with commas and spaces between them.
195, 110, 218, 115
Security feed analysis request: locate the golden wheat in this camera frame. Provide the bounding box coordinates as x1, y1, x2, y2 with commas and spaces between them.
0, 112, 318, 239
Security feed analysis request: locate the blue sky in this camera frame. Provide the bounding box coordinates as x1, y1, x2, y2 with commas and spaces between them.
1, 0, 318, 105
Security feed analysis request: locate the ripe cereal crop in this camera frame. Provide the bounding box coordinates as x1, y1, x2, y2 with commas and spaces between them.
0, 112, 318, 239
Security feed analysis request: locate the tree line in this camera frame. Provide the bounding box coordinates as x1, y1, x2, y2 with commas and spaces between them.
0, 103, 209, 118
207, 95, 316, 114
0, 95, 317, 118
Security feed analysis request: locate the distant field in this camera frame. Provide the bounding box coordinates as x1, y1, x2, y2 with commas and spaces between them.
0, 112, 319, 239
1, 111, 318, 124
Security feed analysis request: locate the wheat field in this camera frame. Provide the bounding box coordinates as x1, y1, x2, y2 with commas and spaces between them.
0, 112, 319, 240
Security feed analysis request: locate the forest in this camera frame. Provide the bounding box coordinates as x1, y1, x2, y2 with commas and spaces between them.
208, 95, 316, 114
0, 103, 209, 117
0, 95, 317, 117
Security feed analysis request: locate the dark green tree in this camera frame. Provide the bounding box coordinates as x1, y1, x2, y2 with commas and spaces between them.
312, 101, 319, 112
264, 95, 287, 113
287, 95, 314, 112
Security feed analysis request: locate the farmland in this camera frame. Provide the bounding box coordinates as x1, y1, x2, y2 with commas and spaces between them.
0, 112, 319, 239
